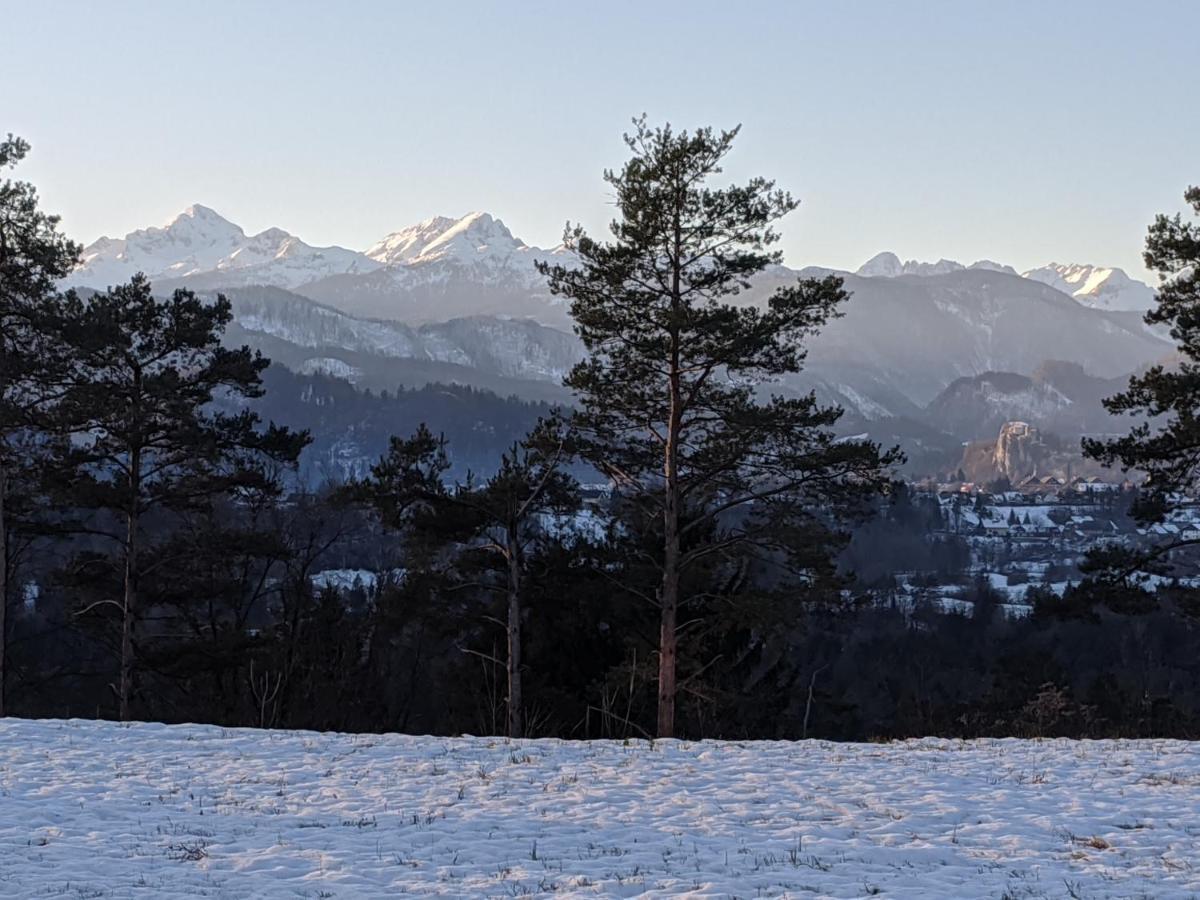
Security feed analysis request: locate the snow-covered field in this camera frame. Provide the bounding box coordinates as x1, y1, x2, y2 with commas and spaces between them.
1, 720, 1197, 898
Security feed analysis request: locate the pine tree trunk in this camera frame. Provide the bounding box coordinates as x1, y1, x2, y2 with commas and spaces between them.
0, 464, 7, 719
505, 527, 523, 739
119, 463, 139, 723
657, 200, 684, 740
658, 430, 681, 738
657, 536, 678, 738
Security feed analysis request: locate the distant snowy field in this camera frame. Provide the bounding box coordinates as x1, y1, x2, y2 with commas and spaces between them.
1, 720, 1197, 898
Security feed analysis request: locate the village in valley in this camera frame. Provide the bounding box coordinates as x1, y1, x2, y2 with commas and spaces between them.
893, 425, 1200, 617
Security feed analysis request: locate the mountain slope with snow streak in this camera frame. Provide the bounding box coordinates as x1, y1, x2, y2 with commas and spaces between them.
1022, 262, 1157, 311
221, 285, 582, 386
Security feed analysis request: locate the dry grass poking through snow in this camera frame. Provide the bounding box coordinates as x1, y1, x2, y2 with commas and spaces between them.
1, 719, 1198, 898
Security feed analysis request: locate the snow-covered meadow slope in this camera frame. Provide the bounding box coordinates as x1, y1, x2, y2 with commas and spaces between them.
1, 720, 1197, 898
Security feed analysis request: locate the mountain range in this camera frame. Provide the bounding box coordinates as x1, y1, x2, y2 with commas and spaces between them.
67, 204, 1160, 318
66, 205, 572, 322
70, 204, 381, 292
854, 252, 1156, 312
63, 205, 1173, 478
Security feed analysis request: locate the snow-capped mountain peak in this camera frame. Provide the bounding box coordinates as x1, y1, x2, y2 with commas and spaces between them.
364, 215, 460, 265
967, 259, 1018, 275
67, 204, 379, 291
856, 251, 905, 278
1020, 262, 1156, 312
366, 211, 530, 267
168, 203, 239, 230
855, 253, 967, 278
416, 212, 527, 263
855, 253, 1020, 279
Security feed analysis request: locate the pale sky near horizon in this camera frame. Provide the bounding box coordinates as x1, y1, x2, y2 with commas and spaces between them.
3, 0, 1197, 279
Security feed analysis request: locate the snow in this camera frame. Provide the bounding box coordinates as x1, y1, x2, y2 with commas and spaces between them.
365, 216, 460, 264
855, 254, 1018, 279
364, 211, 577, 295
66, 204, 380, 292
856, 251, 905, 278
538, 508, 610, 544
1022, 263, 1157, 312
853, 253, 1155, 312
968, 259, 1019, 275
298, 357, 364, 382
2, 719, 1199, 898
366, 211, 575, 275
228, 288, 582, 382
834, 383, 892, 420
855, 252, 965, 278
68, 206, 578, 309
311, 567, 378, 590
309, 568, 406, 598
69, 203, 1158, 328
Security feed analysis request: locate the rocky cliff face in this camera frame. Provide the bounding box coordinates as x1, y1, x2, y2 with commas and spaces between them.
957, 420, 1116, 484
993, 421, 1043, 480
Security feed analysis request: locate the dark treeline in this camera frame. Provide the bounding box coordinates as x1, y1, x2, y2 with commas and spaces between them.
4, 127, 1200, 740
252, 365, 564, 486
9, 482, 1200, 740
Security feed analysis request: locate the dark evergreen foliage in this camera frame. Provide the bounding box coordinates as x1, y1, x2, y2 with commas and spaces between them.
51, 275, 308, 720
351, 415, 578, 737
1083, 186, 1200, 587
0, 135, 80, 717
537, 118, 901, 735
251, 365, 562, 486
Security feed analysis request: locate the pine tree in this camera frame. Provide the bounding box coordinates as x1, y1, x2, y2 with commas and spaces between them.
0, 135, 79, 717
56, 275, 308, 721
454, 419, 577, 738
358, 417, 576, 737
139, 486, 293, 724
1084, 185, 1200, 571
537, 119, 900, 737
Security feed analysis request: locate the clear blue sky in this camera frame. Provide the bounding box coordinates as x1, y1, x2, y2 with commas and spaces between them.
3, 0, 1197, 278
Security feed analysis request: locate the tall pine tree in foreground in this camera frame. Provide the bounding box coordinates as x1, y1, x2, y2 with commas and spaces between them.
57, 275, 308, 721
538, 120, 900, 737
0, 135, 79, 717
1084, 185, 1200, 579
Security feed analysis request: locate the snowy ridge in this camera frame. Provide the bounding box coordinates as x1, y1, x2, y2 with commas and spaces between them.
67, 204, 380, 291
856, 252, 1156, 312
360, 211, 575, 299
1022, 262, 1157, 312
297, 357, 364, 382
368, 212, 544, 268
65, 208, 1171, 422
297, 212, 576, 324
1, 718, 1197, 897
224, 286, 582, 383
364, 215, 460, 264
856, 251, 1018, 278
70, 205, 1159, 323
70, 205, 1158, 317
65, 204, 579, 321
